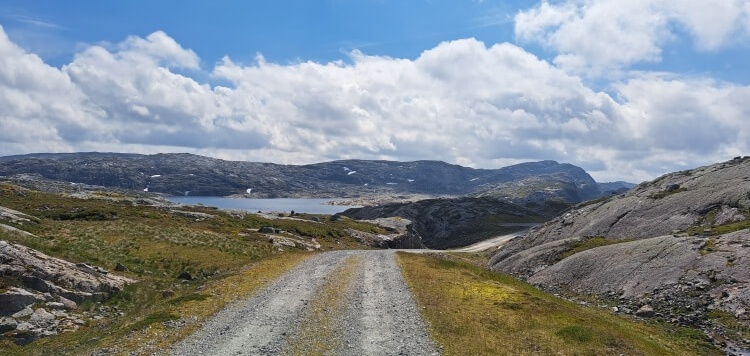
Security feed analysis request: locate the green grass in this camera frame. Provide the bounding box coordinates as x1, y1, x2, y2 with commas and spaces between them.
167, 293, 210, 305
556, 325, 594, 343
397, 252, 721, 356
706, 310, 750, 343
128, 312, 180, 331
709, 219, 750, 235
700, 238, 718, 255
686, 216, 750, 237
560, 236, 634, 260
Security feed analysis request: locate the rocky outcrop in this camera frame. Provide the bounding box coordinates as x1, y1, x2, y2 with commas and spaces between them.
1, 240, 135, 344
345, 217, 426, 249
489, 157, 750, 351
265, 235, 321, 251
491, 157, 750, 275
527, 232, 750, 306
499, 157, 750, 251
1, 240, 135, 308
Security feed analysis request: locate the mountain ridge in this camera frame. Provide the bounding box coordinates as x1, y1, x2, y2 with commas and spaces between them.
0, 152, 617, 203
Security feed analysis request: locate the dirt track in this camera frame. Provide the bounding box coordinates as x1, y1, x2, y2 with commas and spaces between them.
449, 229, 531, 253
170, 250, 439, 355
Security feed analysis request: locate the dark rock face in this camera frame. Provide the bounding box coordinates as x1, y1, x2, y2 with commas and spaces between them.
0, 288, 41, 314
0, 153, 607, 203
342, 197, 564, 249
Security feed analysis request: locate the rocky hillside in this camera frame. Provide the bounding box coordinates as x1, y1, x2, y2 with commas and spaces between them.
489, 156, 750, 351
0, 153, 608, 203
341, 197, 566, 249
0, 240, 134, 345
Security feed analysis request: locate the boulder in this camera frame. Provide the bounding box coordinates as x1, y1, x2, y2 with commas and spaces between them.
259, 226, 275, 233
635, 305, 655, 318
58, 296, 77, 310
29, 308, 56, 329
0, 287, 41, 314
11, 322, 41, 345
115, 262, 129, 272
12, 306, 34, 318
14, 321, 33, 332
45, 302, 66, 310
0, 317, 18, 333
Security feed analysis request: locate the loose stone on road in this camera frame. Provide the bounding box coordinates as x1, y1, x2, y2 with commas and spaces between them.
170, 250, 439, 355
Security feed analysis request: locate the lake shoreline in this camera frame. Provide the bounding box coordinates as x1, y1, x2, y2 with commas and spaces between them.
166, 196, 361, 215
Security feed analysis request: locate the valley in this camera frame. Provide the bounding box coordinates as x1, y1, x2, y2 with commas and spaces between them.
1, 153, 748, 355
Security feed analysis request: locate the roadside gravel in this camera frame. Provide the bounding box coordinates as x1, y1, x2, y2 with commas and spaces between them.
169, 250, 439, 356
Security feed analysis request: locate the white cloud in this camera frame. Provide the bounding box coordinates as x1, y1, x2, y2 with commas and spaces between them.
0, 25, 104, 150
119, 31, 200, 69
515, 0, 750, 73
616, 74, 750, 152
0, 25, 748, 183
670, 0, 750, 50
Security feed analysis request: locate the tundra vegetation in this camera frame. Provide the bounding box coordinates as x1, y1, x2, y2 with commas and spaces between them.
0, 183, 381, 355
397, 252, 721, 355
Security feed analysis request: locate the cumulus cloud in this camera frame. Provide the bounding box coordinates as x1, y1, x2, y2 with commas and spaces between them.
515, 0, 750, 74
0, 25, 104, 152
0, 24, 748, 182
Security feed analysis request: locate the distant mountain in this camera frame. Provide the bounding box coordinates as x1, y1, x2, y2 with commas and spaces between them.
0, 152, 613, 203
598, 181, 637, 195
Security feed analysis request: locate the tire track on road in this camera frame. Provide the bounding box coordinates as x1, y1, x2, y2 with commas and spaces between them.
170, 250, 439, 356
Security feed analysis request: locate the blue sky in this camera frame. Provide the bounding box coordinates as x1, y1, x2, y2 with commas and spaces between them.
1, 0, 749, 182
2, 1, 522, 65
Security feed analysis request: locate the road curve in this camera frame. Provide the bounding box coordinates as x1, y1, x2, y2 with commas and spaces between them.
169, 250, 439, 356
449, 229, 531, 253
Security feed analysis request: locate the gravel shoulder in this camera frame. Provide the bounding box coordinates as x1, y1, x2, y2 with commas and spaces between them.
169, 250, 438, 356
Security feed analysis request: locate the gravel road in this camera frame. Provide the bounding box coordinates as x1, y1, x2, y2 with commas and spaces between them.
449, 230, 529, 253
170, 250, 439, 355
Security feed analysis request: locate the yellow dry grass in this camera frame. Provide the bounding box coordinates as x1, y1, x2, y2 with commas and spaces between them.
396, 252, 721, 356
100, 252, 313, 355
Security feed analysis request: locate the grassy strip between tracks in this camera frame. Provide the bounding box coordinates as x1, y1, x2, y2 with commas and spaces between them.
285, 255, 361, 355
396, 252, 721, 356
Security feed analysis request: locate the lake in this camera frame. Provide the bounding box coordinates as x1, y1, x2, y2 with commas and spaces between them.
166, 196, 360, 215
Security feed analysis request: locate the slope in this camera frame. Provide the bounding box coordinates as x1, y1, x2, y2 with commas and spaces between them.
489, 156, 750, 352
